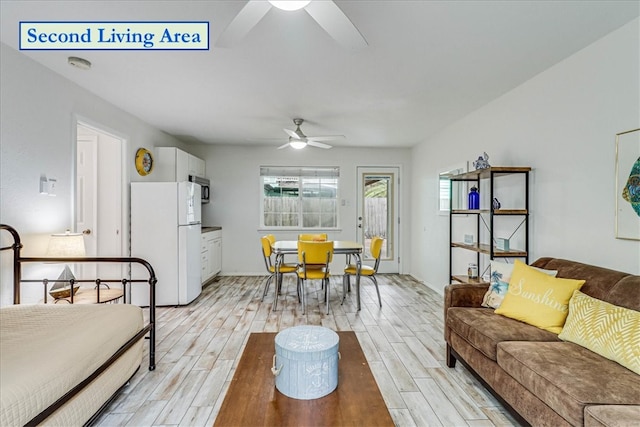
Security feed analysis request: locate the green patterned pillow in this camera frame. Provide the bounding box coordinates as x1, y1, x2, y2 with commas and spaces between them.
559, 290, 640, 375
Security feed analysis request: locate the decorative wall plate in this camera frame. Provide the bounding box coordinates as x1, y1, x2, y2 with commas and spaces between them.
135, 148, 154, 176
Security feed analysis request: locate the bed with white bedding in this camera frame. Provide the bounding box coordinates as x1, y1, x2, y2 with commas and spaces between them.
0, 224, 156, 426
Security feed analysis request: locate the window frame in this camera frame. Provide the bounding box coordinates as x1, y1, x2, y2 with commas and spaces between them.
439, 164, 467, 215
260, 166, 340, 230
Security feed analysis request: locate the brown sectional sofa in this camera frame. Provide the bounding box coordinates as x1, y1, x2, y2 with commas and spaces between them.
444, 257, 640, 426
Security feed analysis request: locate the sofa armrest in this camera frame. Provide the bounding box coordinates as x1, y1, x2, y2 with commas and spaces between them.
444, 283, 490, 311
443, 283, 490, 367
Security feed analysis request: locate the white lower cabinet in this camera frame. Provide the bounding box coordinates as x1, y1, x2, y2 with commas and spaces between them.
201, 229, 222, 284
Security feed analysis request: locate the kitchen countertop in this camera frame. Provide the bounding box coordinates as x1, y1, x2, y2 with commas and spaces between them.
202, 226, 222, 233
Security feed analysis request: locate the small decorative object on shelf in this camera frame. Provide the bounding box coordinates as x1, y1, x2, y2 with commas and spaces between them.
468, 263, 479, 279
496, 238, 510, 251
49, 266, 80, 299
473, 152, 490, 170
464, 234, 474, 244
492, 198, 501, 210
468, 186, 480, 209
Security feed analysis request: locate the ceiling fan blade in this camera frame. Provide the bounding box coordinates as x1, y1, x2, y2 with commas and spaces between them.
277, 143, 290, 150
308, 141, 332, 149
284, 128, 302, 139
216, 1, 272, 48
307, 135, 345, 142
304, 1, 367, 49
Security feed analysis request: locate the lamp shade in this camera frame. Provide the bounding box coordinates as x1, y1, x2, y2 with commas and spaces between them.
46, 231, 86, 257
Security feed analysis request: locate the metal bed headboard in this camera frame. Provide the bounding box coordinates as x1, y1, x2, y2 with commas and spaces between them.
0, 223, 156, 370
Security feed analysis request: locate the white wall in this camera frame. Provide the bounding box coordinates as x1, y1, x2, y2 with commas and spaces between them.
411, 18, 640, 294
3, 17, 638, 304
0, 40, 411, 304
188, 144, 412, 275
0, 42, 187, 305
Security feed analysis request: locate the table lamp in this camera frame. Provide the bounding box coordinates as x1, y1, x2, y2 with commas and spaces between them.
46, 230, 86, 299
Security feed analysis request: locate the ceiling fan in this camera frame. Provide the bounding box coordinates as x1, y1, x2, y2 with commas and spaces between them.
278, 118, 344, 150
216, 0, 367, 49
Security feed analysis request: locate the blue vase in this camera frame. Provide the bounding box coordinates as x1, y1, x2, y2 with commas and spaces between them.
468, 187, 479, 210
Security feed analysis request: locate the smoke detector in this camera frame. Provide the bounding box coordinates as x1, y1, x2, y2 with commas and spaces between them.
68, 56, 91, 70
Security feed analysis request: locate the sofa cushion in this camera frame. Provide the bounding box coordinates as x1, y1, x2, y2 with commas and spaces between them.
497, 341, 640, 426
559, 290, 640, 375
605, 275, 640, 312
531, 258, 637, 309
584, 405, 640, 427
495, 260, 585, 333
481, 260, 558, 309
446, 307, 559, 361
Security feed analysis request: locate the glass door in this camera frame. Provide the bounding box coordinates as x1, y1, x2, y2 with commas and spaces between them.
356, 167, 400, 273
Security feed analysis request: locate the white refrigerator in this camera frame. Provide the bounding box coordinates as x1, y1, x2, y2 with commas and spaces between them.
130, 181, 202, 306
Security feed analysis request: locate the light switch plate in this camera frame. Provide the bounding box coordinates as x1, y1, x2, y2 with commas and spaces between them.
39, 175, 49, 194
48, 178, 57, 196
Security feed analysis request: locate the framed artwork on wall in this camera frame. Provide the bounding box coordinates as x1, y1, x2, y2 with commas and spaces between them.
615, 128, 640, 240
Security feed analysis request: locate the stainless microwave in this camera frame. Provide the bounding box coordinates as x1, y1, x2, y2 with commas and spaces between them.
188, 175, 210, 204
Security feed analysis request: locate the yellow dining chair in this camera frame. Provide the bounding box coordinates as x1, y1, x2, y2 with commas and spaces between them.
260, 235, 299, 310
265, 234, 276, 246
344, 236, 383, 307
297, 240, 333, 315
298, 233, 328, 241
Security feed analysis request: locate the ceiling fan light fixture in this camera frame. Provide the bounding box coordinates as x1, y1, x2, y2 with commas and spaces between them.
290, 140, 307, 149
268, 1, 311, 12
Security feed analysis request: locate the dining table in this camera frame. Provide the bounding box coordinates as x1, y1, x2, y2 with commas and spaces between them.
272, 240, 365, 311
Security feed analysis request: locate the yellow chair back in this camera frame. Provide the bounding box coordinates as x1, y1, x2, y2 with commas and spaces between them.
297, 240, 334, 315
297, 240, 334, 265
298, 233, 328, 242
261, 235, 273, 258
371, 236, 384, 260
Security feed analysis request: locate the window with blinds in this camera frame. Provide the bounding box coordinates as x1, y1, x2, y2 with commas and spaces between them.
260, 166, 339, 228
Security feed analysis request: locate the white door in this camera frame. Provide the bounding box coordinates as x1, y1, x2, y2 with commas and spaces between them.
356, 167, 400, 273
76, 131, 97, 280
76, 123, 125, 281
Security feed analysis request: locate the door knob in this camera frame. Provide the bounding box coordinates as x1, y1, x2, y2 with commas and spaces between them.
82, 229, 92, 235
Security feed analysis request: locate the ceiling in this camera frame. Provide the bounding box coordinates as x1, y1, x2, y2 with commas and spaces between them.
1, 1, 638, 149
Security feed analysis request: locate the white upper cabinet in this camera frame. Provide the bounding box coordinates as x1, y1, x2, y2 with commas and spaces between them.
189, 154, 206, 177
154, 147, 206, 181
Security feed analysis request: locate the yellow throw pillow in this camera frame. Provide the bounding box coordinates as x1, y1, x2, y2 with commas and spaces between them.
559, 290, 640, 375
481, 260, 558, 309
495, 260, 585, 333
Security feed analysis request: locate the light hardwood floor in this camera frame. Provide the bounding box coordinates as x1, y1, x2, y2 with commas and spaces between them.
96, 274, 520, 426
